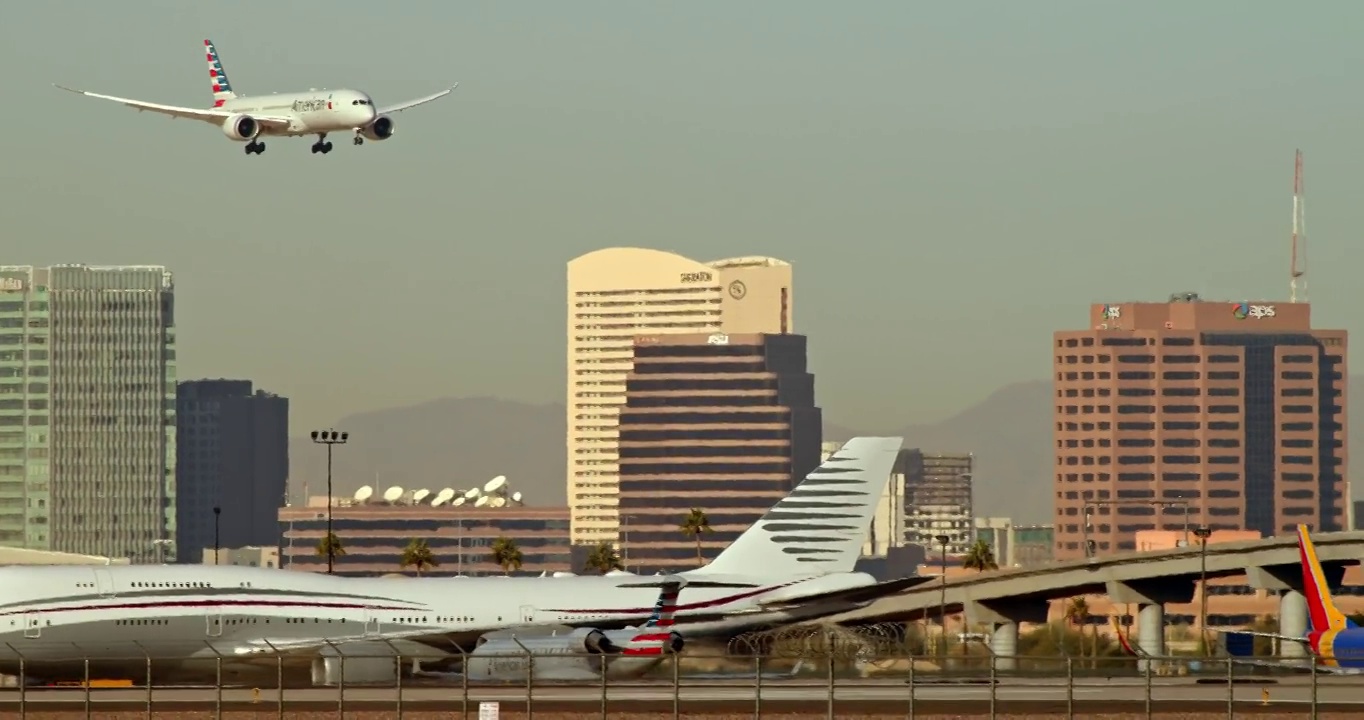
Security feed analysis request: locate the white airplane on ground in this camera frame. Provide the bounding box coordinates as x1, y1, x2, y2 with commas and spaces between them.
55, 39, 456, 155
0, 436, 909, 686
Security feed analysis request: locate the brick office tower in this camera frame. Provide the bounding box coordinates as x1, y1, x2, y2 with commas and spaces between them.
1052, 295, 1347, 560
616, 332, 821, 573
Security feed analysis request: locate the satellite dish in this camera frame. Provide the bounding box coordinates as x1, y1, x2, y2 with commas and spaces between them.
433, 488, 455, 505
463, 488, 481, 500
490, 496, 506, 508
354, 486, 374, 503
382, 486, 404, 503
474, 495, 490, 508
412, 489, 430, 504
511, 491, 523, 504
452, 496, 465, 507
484, 475, 508, 495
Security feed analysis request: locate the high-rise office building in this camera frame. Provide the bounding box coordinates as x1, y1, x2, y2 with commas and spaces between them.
1052, 296, 1347, 560
0, 265, 176, 562
616, 332, 821, 572
902, 450, 974, 556
176, 379, 288, 560
566, 248, 793, 546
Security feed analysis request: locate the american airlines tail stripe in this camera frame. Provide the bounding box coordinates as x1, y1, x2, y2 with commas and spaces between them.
0, 598, 421, 618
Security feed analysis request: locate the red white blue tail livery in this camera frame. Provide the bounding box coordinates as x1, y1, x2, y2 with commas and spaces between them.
55, 39, 457, 156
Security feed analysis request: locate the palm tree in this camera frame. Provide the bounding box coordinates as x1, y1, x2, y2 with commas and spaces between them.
490, 536, 524, 576
400, 538, 438, 576
1065, 596, 1094, 667
583, 542, 623, 575
961, 539, 999, 572
316, 532, 345, 567
679, 508, 712, 567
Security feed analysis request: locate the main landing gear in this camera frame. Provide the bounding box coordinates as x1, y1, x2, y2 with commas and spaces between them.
311, 134, 334, 154
244, 140, 265, 155
353, 132, 365, 146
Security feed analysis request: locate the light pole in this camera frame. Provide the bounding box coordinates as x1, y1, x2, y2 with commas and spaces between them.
934, 533, 951, 656
310, 429, 349, 575
1081, 500, 1192, 558
212, 506, 221, 565
1194, 525, 1213, 655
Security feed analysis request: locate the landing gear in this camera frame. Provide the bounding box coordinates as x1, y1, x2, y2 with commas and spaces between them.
353, 134, 365, 146
245, 141, 266, 155
310, 134, 333, 155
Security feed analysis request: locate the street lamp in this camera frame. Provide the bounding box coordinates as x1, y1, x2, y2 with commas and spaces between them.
1081, 500, 1192, 558
934, 533, 951, 656
1194, 525, 1213, 655
310, 428, 349, 575
212, 506, 221, 565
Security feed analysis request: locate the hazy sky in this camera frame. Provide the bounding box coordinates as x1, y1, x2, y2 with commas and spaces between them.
5, 1, 1364, 434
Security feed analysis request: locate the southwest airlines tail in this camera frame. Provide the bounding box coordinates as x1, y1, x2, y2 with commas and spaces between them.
1298, 524, 1356, 633
689, 436, 904, 577
204, 39, 238, 107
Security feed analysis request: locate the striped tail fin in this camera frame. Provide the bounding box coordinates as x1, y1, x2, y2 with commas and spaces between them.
621, 577, 683, 656
204, 39, 238, 107
1297, 524, 1356, 632
689, 436, 904, 577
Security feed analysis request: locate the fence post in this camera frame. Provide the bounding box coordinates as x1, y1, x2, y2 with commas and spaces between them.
988, 653, 997, 720
15, 648, 24, 719
825, 634, 835, 720
600, 649, 608, 720
1064, 656, 1073, 720
512, 637, 533, 720
395, 651, 404, 720
1310, 656, 1318, 720
671, 650, 680, 720
461, 647, 469, 720
1225, 657, 1233, 719
907, 650, 915, 720
275, 649, 285, 720
215, 652, 223, 720
753, 655, 762, 720
1143, 653, 1151, 719
338, 650, 346, 719
83, 656, 91, 720
145, 648, 153, 720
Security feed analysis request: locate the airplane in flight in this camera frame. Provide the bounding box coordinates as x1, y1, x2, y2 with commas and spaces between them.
0, 436, 910, 686
1219, 525, 1364, 673
55, 39, 457, 155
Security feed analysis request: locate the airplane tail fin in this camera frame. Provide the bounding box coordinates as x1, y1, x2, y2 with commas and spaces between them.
204, 39, 238, 107
688, 437, 904, 578
620, 577, 684, 657
1297, 524, 1355, 633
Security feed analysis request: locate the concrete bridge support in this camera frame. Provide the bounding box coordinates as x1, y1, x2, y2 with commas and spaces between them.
1106, 579, 1192, 674
1136, 603, 1165, 669
1279, 590, 1308, 659
964, 599, 1047, 672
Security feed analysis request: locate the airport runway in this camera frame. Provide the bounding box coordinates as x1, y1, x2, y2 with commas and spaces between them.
0, 677, 1361, 717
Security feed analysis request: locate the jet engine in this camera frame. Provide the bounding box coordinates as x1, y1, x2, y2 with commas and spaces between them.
361, 115, 395, 141
220, 114, 259, 142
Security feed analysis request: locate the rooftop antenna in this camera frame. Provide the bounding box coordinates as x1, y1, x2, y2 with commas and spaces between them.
1291, 149, 1308, 303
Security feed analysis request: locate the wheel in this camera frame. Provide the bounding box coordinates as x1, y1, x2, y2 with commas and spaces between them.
323, 142, 333, 152
353, 136, 364, 146
256, 143, 266, 154
244, 144, 253, 155
310, 144, 319, 154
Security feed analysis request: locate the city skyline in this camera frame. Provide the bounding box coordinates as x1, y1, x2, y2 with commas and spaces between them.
7, 2, 1364, 437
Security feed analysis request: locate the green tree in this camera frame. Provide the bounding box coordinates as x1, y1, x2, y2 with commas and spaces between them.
490, 536, 524, 576
1065, 596, 1093, 664
961, 539, 999, 572
679, 508, 713, 567
400, 538, 438, 576
316, 532, 345, 566
583, 542, 624, 574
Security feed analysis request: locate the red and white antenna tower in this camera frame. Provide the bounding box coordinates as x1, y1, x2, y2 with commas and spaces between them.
1290, 149, 1308, 303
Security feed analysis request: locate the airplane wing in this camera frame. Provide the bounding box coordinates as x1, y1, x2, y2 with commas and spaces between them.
53, 85, 293, 129
377, 84, 459, 115
229, 627, 460, 658
761, 576, 933, 612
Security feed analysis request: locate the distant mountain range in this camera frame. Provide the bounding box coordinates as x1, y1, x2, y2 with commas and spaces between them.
288, 377, 1362, 525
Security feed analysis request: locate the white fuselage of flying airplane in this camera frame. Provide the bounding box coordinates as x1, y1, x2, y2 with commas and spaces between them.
0, 564, 880, 682
219, 89, 377, 137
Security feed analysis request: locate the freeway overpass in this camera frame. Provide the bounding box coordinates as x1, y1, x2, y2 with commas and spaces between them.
828, 530, 1364, 668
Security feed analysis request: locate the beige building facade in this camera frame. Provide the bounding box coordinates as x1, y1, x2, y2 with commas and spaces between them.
566, 248, 793, 546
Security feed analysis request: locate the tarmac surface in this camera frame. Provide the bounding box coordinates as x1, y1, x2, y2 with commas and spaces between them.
0, 676, 1358, 717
